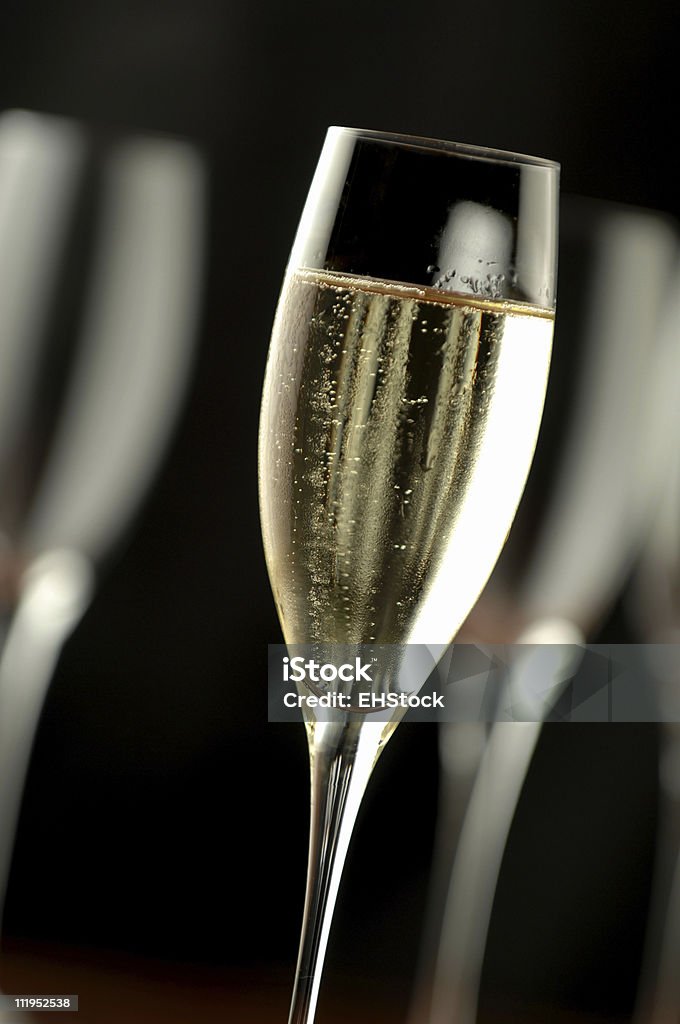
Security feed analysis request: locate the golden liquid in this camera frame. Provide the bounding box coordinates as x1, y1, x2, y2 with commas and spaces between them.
259, 269, 553, 645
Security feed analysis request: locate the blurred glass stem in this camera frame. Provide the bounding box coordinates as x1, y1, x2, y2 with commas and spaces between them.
410, 621, 583, 1024
635, 723, 680, 1024
0, 551, 93, 930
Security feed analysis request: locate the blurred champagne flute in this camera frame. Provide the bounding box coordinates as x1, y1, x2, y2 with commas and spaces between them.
411, 196, 678, 1024
0, 109, 205, 971
629, 267, 680, 1024
259, 127, 558, 1024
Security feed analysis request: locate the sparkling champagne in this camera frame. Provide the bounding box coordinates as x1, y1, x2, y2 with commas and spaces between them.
259, 269, 552, 645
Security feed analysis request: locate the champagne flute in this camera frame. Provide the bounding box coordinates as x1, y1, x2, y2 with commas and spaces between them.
259, 127, 558, 1024
629, 265, 680, 1024
0, 108, 205, 974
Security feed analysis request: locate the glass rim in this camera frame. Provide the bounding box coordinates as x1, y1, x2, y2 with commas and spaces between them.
328, 125, 560, 171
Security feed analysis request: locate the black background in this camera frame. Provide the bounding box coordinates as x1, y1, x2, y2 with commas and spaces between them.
0, 1, 676, 1019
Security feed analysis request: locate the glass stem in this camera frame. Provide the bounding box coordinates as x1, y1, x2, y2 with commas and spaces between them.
634, 722, 680, 1024
288, 717, 388, 1024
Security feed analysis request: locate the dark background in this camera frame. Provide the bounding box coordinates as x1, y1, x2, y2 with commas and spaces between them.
0, 1, 676, 1019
